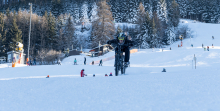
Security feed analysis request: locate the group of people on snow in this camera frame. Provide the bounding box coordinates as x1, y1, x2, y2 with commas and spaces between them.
80, 68, 113, 77
28, 58, 36, 66
72, 57, 103, 66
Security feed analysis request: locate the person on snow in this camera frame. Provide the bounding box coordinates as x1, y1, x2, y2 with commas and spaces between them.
80, 69, 87, 77
212, 44, 214, 48
33, 58, 36, 65
84, 57, 86, 65
109, 72, 113, 76
99, 59, 102, 66
107, 32, 134, 67
170, 47, 171, 50
212, 36, 214, 39
202, 44, 204, 48
207, 46, 209, 51
29, 59, 32, 66
74, 58, 77, 65
58, 59, 61, 65
92, 61, 94, 65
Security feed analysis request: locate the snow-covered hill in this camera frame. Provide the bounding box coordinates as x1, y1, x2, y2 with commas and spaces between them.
1, 19, 220, 111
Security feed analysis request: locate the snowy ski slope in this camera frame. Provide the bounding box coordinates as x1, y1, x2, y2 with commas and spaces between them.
0, 19, 220, 111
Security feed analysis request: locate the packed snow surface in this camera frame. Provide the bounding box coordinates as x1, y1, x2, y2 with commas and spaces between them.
1, 19, 220, 111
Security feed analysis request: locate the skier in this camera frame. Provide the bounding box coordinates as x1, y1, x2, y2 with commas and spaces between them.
80, 69, 86, 77
58, 59, 61, 65
202, 44, 204, 48
212, 44, 214, 48
74, 58, 77, 65
92, 61, 94, 65
212, 36, 214, 39
99, 59, 102, 66
170, 47, 171, 50
29, 59, 32, 66
84, 57, 86, 65
33, 58, 36, 65
107, 32, 134, 67
207, 46, 209, 51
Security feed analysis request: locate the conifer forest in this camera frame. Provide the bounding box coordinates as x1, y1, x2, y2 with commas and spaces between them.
0, 0, 219, 62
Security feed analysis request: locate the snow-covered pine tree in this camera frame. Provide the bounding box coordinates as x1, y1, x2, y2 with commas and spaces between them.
114, 1, 122, 22
109, 0, 117, 22
91, 0, 115, 48
127, 0, 138, 23
165, 0, 180, 45
176, 0, 188, 19
138, 11, 151, 49
150, 18, 158, 48
73, 4, 80, 23
144, 0, 152, 17
152, 0, 158, 13
80, 1, 89, 25
90, 2, 98, 22
87, 0, 93, 22
157, 0, 167, 22
120, 0, 129, 22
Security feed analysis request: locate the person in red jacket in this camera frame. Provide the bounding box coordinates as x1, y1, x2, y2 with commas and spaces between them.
81, 69, 86, 77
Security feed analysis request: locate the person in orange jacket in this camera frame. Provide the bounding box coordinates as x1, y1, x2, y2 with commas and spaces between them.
80, 69, 87, 77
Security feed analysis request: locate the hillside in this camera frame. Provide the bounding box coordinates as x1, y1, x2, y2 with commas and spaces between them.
0, 19, 220, 111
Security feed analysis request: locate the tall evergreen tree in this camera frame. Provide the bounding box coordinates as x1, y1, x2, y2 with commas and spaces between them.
167, 0, 180, 27
47, 12, 57, 49
0, 13, 6, 55
8, 12, 22, 51
150, 18, 158, 48
158, 0, 167, 22
138, 11, 151, 48
64, 16, 75, 49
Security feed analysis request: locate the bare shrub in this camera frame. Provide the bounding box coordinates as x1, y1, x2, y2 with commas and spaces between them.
37, 49, 63, 65
176, 25, 193, 40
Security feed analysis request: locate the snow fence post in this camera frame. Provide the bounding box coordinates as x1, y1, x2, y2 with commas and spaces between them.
194, 54, 196, 69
